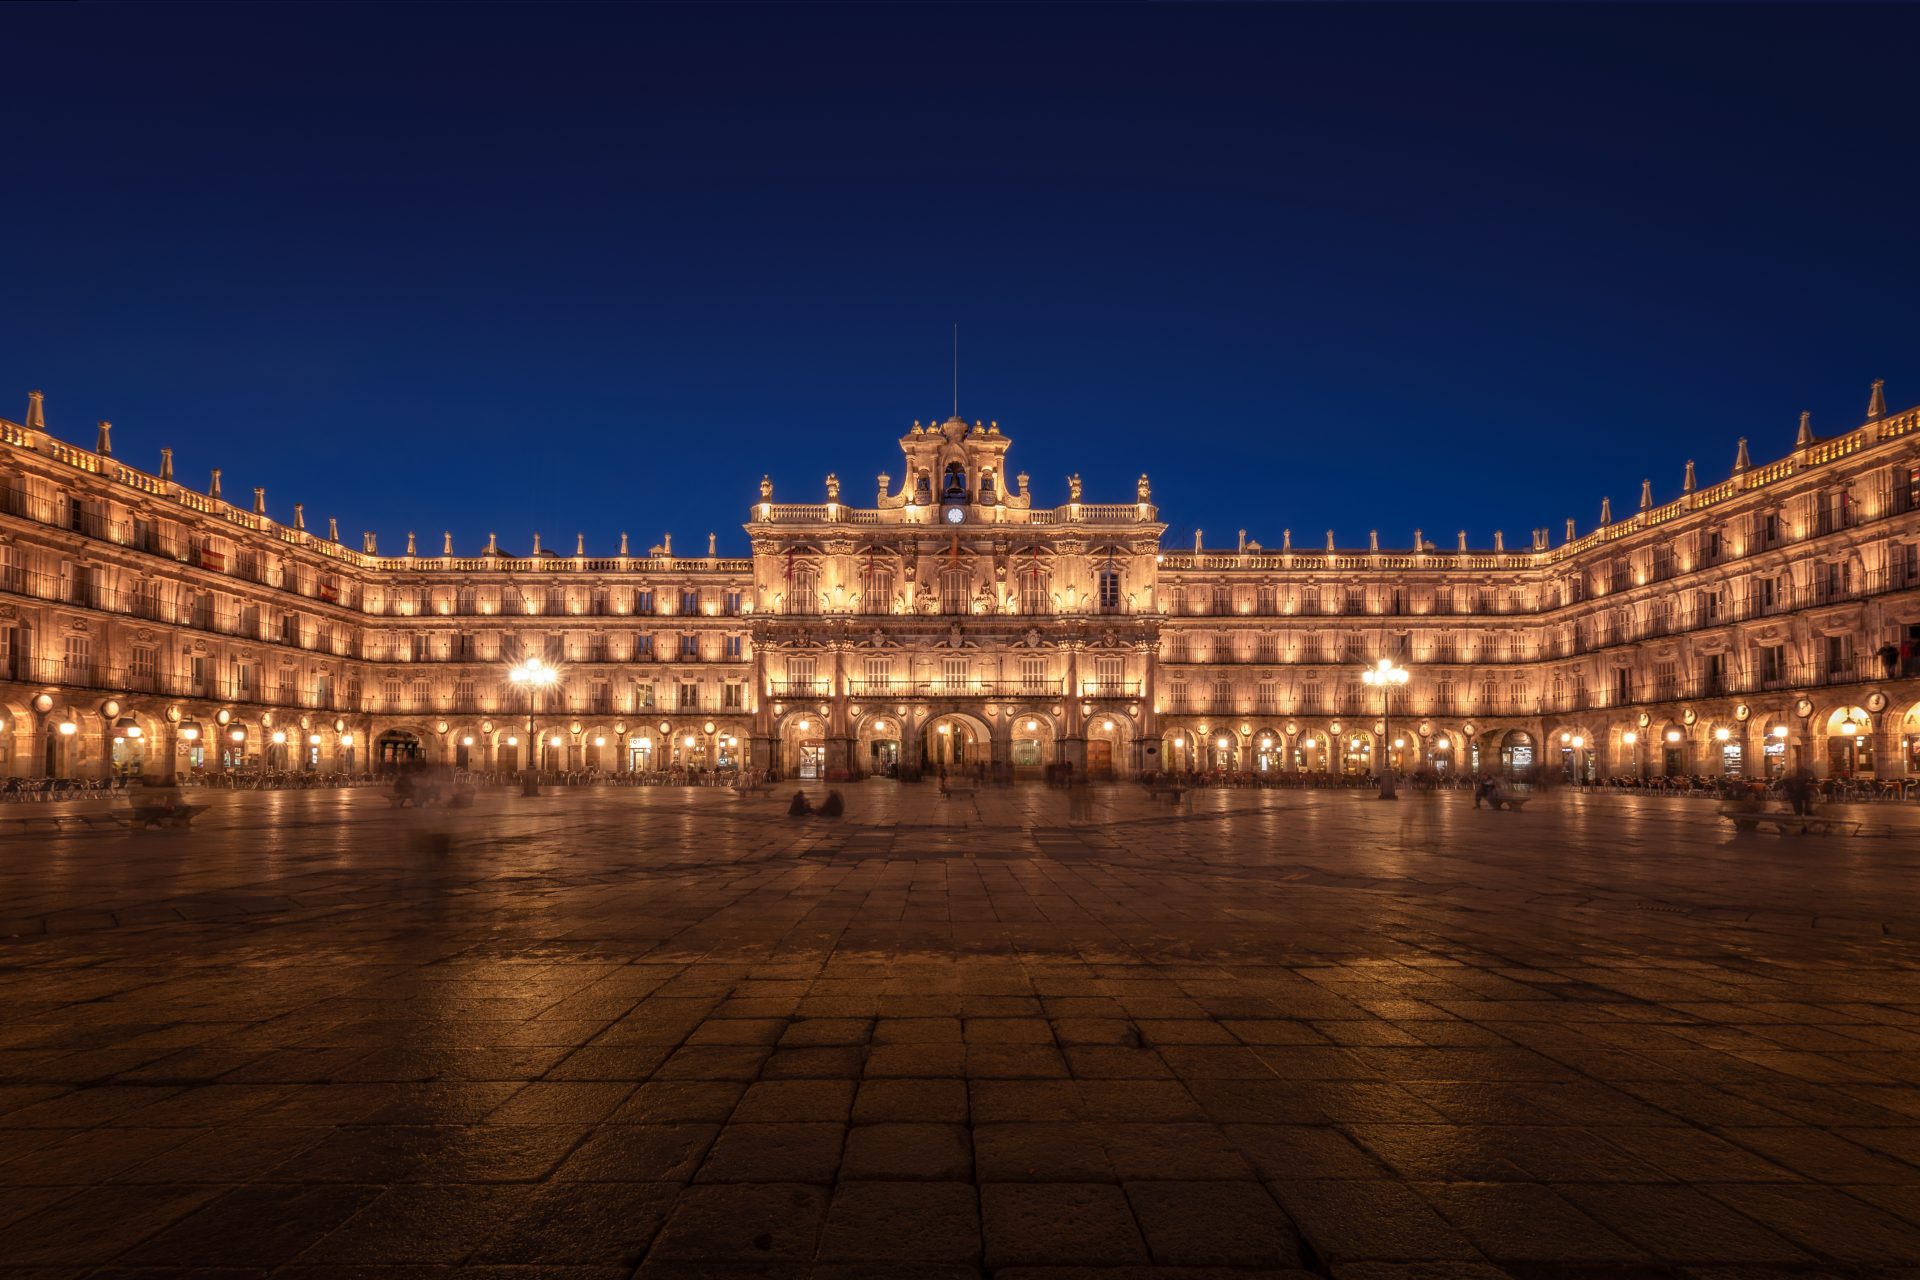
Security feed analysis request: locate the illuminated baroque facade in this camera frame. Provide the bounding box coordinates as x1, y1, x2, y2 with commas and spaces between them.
4, 383, 1919, 783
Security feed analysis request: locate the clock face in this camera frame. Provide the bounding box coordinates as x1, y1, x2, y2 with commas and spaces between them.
1795, 698, 1814, 719
1867, 692, 1889, 713
944, 506, 965, 525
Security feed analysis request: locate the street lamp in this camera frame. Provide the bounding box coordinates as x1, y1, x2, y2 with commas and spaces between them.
509, 656, 561, 795
1361, 656, 1410, 799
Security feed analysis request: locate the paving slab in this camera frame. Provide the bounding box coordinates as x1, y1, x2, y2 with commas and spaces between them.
0, 782, 1917, 1275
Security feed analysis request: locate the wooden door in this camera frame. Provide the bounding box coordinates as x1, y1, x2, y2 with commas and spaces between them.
1087, 739, 1113, 780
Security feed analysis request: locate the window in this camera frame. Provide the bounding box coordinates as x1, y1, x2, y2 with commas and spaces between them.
411, 678, 430, 709
1654, 662, 1676, 701
1020, 656, 1048, 692
1300, 586, 1320, 615
940, 568, 969, 614
1614, 667, 1632, 704
681, 590, 699, 615
634, 633, 654, 658
62, 634, 92, 682
1257, 585, 1277, 615
723, 682, 743, 709
787, 656, 816, 692
723, 634, 743, 660
941, 657, 968, 690
1760, 645, 1786, 685
1019, 565, 1048, 615
131, 646, 157, 681
862, 656, 892, 691
456, 679, 475, 710
1761, 512, 1780, 545
678, 681, 698, 709
382, 678, 402, 708
1094, 655, 1124, 692
1825, 634, 1852, 678
680, 633, 699, 659
1212, 585, 1231, 615
634, 681, 655, 709
862, 568, 894, 613
1098, 570, 1121, 611
636, 589, 655, 614
1213, 678, 1232, 711
724, 591, 742, 615
789, 568, 818, 614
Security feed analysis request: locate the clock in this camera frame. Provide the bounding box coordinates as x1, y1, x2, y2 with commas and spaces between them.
1867, 692, 1889, 713
944, 506, 966, 525
1795, 697, 1814, 719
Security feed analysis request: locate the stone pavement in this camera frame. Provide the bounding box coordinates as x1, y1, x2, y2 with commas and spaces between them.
1, 782, 1919, 1279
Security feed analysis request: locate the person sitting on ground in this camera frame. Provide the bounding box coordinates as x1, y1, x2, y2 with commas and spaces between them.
788, 789, 813, 817
819, 789, 844, 818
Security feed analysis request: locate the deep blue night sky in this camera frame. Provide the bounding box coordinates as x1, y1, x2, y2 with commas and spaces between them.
1, 2, 1914, 557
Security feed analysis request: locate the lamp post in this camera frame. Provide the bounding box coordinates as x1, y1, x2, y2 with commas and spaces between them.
1361, 656, 1410, 799
509, 657, 560, 796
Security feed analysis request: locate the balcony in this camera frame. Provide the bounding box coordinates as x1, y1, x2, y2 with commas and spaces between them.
1079, 680, 1140, 698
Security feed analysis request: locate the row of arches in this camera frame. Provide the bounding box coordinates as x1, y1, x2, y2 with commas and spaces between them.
771, 707, 1137, 780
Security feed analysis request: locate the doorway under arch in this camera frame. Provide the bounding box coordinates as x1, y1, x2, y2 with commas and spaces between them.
377, 729, 424, 770
924, 712, 989, 773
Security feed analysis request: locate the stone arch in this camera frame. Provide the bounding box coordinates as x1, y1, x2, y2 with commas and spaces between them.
1546, 723, 1600, 782
374, 725, 429, 772
1420, 725, 1464, 775
1820, 702, 1875, 778
922, 708, 992, 774
0, 697, 31, 778
775, 708, 831, 779
1493, 727, 1536, 778
1336, 726, 1375, 776
1894, 699, 1920, 778
1293, 724, 1333, 774
1003, 708, 1058, 778
852, 709, 904, 777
